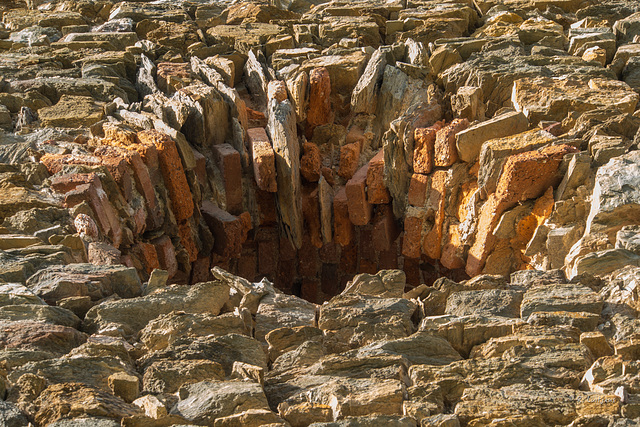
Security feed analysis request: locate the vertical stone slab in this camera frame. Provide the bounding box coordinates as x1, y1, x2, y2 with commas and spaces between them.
267, 98, 303, 249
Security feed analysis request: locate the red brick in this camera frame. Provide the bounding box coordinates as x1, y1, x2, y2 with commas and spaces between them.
301, 277, 320, 303
320, 263, 340, 296
372, 204, 400, 252
298, 235, 320, 277
378, 244, 398, 270
403, 257, 422, 287
178, 222, 198, 263
339, 242, 357, 275
190, 256, 212, 284
333, 187, 354, 247
126, 151, 163, 230
276, 259, 296, 294
51, 173, 100, 194
248, 128, 277, 193
239, 212, 252, 244
153, 235, 178, 278
466, 144, 578, 276
440, 223, 465, 270
137, 130, 194, 222
413, 125, 438, 174
279, 235, 297, 262
255, 189, 277, 226
212, 143, 243, 214
338, 142, 360, 179
422, 170, 447, 260
434, 118, 468, 168
345, 163, 372, 226
366, 149, 390, 204
93, 145, 133, 203
39, 153, 101, 175
359, 227, 377, 262
319, 242, 341, 264
300, 142, 321, 183
132, 242, 160, 276
237, 246, 257, 282
64, 180, 123, 248
402, 211, 424, 259
192, 147, 207, 186
407, 173, 429, 207
302, 185, 323, 249
306, 67, 331, 138
201, 201, 243, 259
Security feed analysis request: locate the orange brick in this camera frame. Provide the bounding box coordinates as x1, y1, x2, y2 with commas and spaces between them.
248, 128, 277, 193
372, 204, 400, 252
300, 142, 322, 183
213, 143, 243, 214
407, 173, 429, 207
338, 142, 360, 180
153, 235, 178, 279
366, 149, 390, 204
345, 163, 372, 226
333, 186, 354, 247
302, 185, 323, 249
201, 201, 243, 259
434, 118, 468, 168
306, 67, 331, 138
137, 130, 194, 222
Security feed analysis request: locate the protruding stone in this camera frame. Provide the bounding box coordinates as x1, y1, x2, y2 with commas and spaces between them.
248, 128, 277, 193
306, 67, 331, 137
367, 149, 390, 204
345, 163, 372, 226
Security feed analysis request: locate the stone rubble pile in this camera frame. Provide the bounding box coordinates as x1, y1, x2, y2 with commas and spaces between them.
2, 0, 640, 424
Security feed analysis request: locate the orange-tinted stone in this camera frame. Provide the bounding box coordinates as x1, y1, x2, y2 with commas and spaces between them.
178, 222, 198, 263
434, 118, 468, 167
248, 128, 277, 192
132, 242, 160, 275
466, 144, 579, 276
402, 209, 424, 259
366, 149, 390, 204
413, 127, 437, 174
422, 170, 448, 260
153, 235, 178, 279
338, 142, 360, 180
300, 142, 322, 183
136, 130, 194, 222
267, 80, 288, 102
333, 186, 354, 247
407, 173, 429, 207
212, 143, 243, 214
372, 204, 400, 252
306, 67, 331, 138
201, 201, 243, 259
345, 163, 372, 226
302, 185, 323, 249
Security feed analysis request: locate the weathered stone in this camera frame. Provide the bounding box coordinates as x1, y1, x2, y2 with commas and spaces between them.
267, 97, 303, 249
171, 380, 270, 425
83, 281, 229, 337
319, 294, 416, 353
351, 49, 386, 114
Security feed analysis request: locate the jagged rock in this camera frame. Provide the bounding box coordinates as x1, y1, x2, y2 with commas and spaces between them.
26, 263, 142, 304
139, 311, 248, 351
32, 383, 141, 426
142, 359, 225, 394
83, 281, 229, 337
445, 289, 523, 318
0, 304, 80, 328
255, 292, 317, 342
341, 270, 406, 298
319, 294, 416, 353
0, 320, 86, 355
585, 150, 640, 241
521, 283, 603, 319
0, 283, 44, 306
351, 48, 386, 115
267, 97, 303, 249
170, 380, 270, 425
